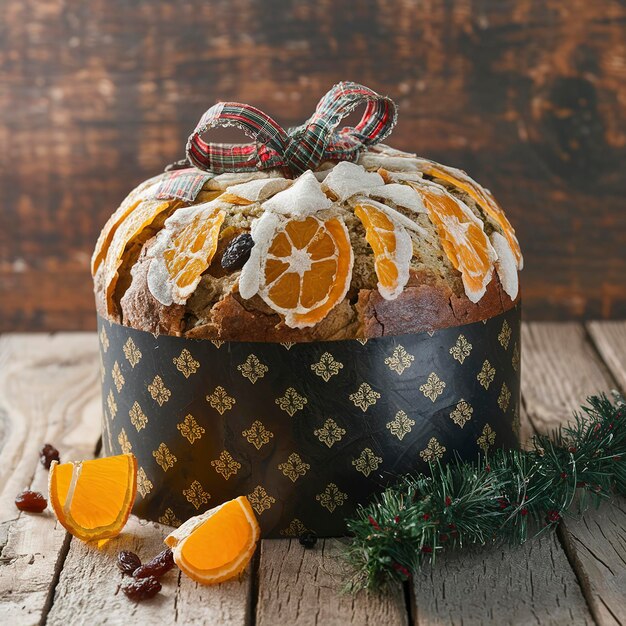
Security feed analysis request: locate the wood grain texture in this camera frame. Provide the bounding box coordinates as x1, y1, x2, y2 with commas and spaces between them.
412, 534, 593, 625
521, 322, 626, 626
587, 321, 626, 392
1, 0, 626, 331
0, 333, 101, 625
256, 538, 408, 626
47, 516, 253, 626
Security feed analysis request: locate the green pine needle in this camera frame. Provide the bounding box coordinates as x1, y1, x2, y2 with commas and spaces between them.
343, 393, 626, 592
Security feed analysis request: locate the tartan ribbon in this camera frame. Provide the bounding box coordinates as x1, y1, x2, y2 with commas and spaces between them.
185, 82, 397, 176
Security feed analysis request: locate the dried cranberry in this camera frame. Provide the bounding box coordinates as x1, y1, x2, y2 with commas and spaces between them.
117, 551, 142, 575
39, 444, 60, 469
122, 576, 161, 601
15, 490, 47, 513
133, 548, 174, 579
221, 233, 254, 271
299, 531, 318, 549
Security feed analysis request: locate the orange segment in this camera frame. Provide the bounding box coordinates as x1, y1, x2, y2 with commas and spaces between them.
48, 454, 137, 542
416, 159, 522, 269
354, 202, 412, 300
253, 215, 353, 328
408, 180, 496, 303
147, 202, 226, 305
165, 496, 260, 585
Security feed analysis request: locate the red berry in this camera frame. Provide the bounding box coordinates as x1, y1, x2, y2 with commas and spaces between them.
520, 508, 528, 516
560, 472, 567, 479
15, 490, 47, 513
421, 545, 432, 554
394, 515, 400, 524
368, 515, 380, 530
422, 513, 430, 521
546, 510, 561, 524
445, 496, 452, 507
392, 562, 410, 577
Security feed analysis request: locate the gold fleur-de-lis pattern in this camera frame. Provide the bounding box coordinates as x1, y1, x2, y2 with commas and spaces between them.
207, 385, 236, 414
450, 399, 473, 428
384, 345, 415, 374
183, 480, 210, 510
248, 485, 275, 515
278, 453, 310, 482
275, 387, 307, 416
316, 483, 347, 513
477, 423, 496, 453
177, 414, 205, 444
173, 348, 200, 378
153, 442, 177, 472
420, 437, 446, 462
148, 375, 171, 406
419, 372, 446, 402
314, 418, 346, 448
237, 354, 269, 384
112, 361, 125, 392
349, 382, 381, 411
311, 352, 343, 381
352, 448, 382, 477
211, 450, 241, 480
386, 410, 415, 441
98, 303, 520, 537
449, 334, 472, 364
123, 337, 142, 368
242, 420, 274, 450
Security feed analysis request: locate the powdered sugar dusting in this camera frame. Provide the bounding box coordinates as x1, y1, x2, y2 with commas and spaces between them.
491, 232, 519, 301
225, 177, 292, 202
322, 161, 384, 202
262, 170, 332, 216
369, 183, 426, 213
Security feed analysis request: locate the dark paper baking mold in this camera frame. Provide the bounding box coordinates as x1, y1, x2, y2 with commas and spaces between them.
99, 304, 521, 537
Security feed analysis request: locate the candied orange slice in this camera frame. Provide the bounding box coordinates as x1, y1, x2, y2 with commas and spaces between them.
354, 202, 412, 300
408, 180, 496, 302
164, 496, 260, 585
243, 214, 353, 328
48, 454, 137, 542
415, 160, 522, 269
147, 202, 226, 305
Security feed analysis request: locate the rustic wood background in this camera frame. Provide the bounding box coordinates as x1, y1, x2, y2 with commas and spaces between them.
1, 0, 625, 332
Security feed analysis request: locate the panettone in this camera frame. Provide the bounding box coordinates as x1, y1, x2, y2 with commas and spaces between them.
93, 148, 520, 341
93, 83, 523, 537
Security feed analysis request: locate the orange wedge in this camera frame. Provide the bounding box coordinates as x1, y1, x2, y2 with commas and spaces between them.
164, 496, 260, 585
147, 203, 226, 305
408, 180, 495, 303
416, 159, 522, 269
245, 214, 354, 328
354, 202, 412, 300
48, 453, 137, 542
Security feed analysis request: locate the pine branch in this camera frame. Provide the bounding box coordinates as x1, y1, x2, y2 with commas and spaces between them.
343, 393, 626, 591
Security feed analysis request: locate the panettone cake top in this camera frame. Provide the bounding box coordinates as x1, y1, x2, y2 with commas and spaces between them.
92, 84, 522, 343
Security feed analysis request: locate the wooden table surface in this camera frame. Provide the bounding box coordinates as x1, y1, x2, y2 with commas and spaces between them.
0, 322, 625, 625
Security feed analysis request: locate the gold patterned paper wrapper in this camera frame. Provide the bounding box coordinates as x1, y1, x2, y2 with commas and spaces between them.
98, 304, 521, 537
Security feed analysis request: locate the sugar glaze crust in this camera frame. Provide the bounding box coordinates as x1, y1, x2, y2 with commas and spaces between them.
92, 145, 522, 342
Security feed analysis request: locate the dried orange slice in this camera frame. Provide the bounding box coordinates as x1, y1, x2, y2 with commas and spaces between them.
164, 496, 260, 585
48, 453, 137, 542
240, 213, 353, 328
408, 180, 496, 303
147, 202, 226, 305
354, 201, 412, 300
416, 159, 523, 269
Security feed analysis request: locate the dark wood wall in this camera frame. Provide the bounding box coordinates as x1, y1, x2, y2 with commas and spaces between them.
1, 0, 625, 332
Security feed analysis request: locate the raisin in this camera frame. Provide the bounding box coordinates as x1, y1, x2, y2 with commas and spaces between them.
221, 233, 254, 271
299, 531, 318, 549
122, 576, 161, 601
133, 548, 175, 579
117, 550, 142, 575
15, 490, 47, 513
39, 444, 60, 469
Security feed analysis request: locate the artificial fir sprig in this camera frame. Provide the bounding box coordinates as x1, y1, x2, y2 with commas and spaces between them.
343, 393, 626, 591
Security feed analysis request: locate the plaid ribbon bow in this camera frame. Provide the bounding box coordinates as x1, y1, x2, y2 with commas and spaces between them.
185, 82, 397, 176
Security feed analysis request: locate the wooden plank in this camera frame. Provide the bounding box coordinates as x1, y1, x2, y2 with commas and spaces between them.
46, 516, 253, 626
256, 538, 408, 626
3, 1, 626, 332
587, 321, 626, 392
0, 333, 101, 625
412, 533, 594, 626
521, 322, 626, 625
